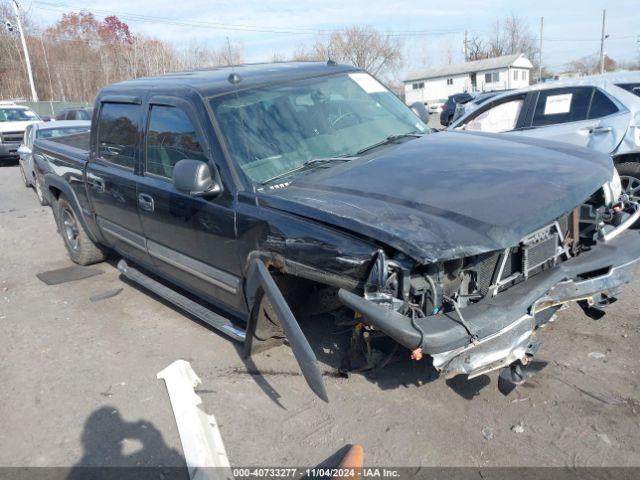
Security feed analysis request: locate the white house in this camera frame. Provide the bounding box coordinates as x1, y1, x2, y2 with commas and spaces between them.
404, 53, 533, 104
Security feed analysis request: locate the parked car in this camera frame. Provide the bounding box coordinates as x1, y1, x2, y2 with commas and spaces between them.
449, 72, 640, 203
54, 107, 93, 121
440, 93, 473, 126
33, 62, 640, 400
0, 102, 41, 164
428, 100, 445, 115
18, 120, 90, 205
452, 90, 506, 123
409, 101, 431, 123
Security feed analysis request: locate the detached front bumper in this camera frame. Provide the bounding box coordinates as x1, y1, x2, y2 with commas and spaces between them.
339, 228, 640, 378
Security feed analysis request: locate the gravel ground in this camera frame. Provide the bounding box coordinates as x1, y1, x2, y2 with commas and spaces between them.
1, 164, 639, 469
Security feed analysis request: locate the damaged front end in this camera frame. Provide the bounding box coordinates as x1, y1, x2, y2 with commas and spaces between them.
338, 190, 640, 391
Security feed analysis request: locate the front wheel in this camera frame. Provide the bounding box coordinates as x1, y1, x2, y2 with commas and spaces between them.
56, 196, 107, 265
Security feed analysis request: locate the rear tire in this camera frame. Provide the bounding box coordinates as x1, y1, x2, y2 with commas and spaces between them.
34, 176, 49, 206
617, 162, 640, 203
19, 163, 30, 187
56, 196, 107, 265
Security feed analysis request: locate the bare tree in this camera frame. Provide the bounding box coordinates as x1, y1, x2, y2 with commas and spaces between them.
467, 14, 538, 65
308, 26, 403, 80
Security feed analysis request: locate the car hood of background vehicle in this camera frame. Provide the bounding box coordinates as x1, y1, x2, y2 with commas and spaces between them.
259, 131, 614, 264
0, 121, 38, 133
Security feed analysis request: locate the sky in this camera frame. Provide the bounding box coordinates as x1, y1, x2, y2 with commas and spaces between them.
21, 0, 640, 77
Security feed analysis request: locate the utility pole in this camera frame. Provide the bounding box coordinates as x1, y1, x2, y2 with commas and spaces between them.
463, 30, 468, 62
599, 9, 607, 74
538, 17, 543, 83
11, 0, 38, 101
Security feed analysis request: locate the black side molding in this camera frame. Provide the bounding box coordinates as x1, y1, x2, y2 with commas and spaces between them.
244, 259, 328, 402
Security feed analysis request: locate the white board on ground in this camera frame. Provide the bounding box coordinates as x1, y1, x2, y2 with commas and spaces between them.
157, 360, 233, 480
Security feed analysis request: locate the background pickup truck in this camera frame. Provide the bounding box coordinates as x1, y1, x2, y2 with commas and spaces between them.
33, 62, 640, 401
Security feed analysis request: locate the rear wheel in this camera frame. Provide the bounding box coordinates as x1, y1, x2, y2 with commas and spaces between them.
19, 163, 30, 187
56, 196, 107, 265
34, 176, 48, 206
617, 162, 640, 203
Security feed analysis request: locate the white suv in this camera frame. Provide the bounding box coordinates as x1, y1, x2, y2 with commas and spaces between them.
0, 102, 41, 163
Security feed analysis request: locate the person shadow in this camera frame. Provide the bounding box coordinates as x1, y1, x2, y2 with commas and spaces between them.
67, 406, 189, 480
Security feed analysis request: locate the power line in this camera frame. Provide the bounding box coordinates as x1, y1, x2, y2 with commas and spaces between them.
33, 0, 465, 37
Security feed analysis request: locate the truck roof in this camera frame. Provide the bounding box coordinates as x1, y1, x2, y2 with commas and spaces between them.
104, 61, 360, 97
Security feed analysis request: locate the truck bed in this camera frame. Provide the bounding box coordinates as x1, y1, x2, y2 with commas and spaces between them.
34, 131, 90, 164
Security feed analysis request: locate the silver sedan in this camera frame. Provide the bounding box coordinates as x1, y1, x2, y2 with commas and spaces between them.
18, 120, 90, 205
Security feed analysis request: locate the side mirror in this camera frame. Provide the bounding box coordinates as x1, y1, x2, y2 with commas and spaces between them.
173, 159, 222, 198
409, 102, 430, 124
18, 145, 32, 156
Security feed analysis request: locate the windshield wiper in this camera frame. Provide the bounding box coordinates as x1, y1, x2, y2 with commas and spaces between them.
261, 155, 356, 185
356, 132, 424, 155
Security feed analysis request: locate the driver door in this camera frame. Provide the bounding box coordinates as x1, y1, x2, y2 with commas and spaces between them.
136, 96, 242, 312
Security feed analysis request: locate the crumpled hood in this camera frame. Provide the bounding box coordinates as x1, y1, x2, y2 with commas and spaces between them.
259, 131, 614, 264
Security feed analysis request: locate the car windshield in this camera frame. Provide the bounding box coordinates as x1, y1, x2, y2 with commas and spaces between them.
210, 72, 428, 184
0, 108, 39, 122
37, 126, 90, 139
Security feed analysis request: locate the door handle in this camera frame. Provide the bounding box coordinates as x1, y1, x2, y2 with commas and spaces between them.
88, 177, 105, 193
138, 193, 154, 213
589, 126, 612, 134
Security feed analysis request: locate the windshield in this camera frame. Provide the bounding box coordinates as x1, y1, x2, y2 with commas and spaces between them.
210, 72, 428, 183
0, 108, 39, 122
37, 126, 90, 139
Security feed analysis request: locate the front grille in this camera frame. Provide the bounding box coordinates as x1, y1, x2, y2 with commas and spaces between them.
1, 131, 23, 143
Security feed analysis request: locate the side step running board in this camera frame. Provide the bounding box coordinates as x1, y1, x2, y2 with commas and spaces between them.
117, 259, 246, 342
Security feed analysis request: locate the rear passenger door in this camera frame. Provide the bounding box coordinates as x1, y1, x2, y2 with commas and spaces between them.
515, 87, 629, 153
86, 99, 150, 266
136, 97, 242, 312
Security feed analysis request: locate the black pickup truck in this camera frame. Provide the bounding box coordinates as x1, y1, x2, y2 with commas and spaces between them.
33, 62, 640, 400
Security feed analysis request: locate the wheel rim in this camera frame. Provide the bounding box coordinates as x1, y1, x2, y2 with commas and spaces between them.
62, 208, 80, 251
620, 175, 640, 202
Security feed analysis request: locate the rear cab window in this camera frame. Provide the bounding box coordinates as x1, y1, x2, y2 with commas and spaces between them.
96, 103, 140, 169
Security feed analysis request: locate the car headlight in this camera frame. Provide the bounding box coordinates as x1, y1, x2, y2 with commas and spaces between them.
603, 169, 623, 205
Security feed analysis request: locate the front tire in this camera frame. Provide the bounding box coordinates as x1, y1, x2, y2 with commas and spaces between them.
56, 196, 107, 265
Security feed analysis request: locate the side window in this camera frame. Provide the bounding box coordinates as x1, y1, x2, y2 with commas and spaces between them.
462, 97, 524, 133
532, 87, 592, 127
145, 105, 207, 179
97, 103, 140, 169
588, 89, 619, 119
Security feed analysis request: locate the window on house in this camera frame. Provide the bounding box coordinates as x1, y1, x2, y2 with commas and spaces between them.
412, 82, 424, 90
513, 70, 519, 81
446, 78, 453, 85
523, 70, 527, 81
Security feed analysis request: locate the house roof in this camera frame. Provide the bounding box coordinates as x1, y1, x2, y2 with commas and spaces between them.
405, 53, 531, 82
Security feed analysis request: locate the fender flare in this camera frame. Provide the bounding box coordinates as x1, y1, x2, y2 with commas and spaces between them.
243, 257, 328, 402
43, 173, 102, 244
